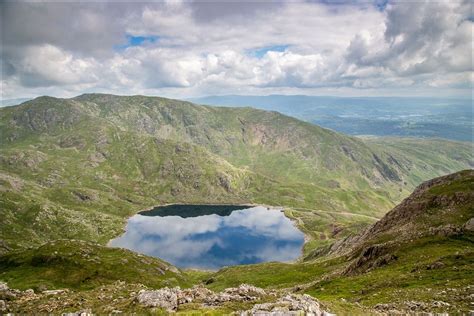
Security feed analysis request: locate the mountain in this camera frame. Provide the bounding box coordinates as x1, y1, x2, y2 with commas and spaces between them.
2, 170, 472, 314
200, 170, 474, 314
190, 95, 473, 142
315, 170, 474, 261
0, 94, 471, 253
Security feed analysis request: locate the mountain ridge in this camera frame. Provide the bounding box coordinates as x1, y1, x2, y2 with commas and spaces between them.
190, 94, 473, 142
0, 94, 472, 314
0, 94, 471, 253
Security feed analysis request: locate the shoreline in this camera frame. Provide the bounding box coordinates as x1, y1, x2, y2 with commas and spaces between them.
107, 202, 311, 269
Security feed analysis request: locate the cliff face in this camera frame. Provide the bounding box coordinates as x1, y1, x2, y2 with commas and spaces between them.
322, 170, 474, 274
367, 170, 474, 237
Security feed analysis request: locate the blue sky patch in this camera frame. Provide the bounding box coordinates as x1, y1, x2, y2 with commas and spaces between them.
248, 45, 290, 58
114, 35, 161, 51
374, 0, 389, 11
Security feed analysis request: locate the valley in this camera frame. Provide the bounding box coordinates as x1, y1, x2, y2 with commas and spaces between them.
191, 95, 472, 142
1, 170, 472, 314
2, 0, 473, 314
0, 94, 472, 314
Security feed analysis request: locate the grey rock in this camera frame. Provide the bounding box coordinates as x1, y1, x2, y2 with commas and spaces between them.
242, 293, 326, 316
432, 301, 450, 308
179, 285, 214, 304
24, 289, 35, 297
43, 289, 68, 295
206, 284, 268, 305
463, 217, 474, 231
137, 288, 179, 312
62, 309, 93, 316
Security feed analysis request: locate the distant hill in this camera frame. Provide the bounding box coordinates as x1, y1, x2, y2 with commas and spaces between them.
190, 95, 473, 142
0, 94, 471, 251
0, 98, 31, 107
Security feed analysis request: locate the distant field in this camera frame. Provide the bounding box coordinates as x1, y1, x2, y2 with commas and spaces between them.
191, 95, 473, 142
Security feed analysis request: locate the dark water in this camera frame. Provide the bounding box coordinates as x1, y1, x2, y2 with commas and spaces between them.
109, 205, 305, 269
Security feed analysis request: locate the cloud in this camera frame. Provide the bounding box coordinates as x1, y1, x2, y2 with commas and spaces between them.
346, 1, 473, 78
1, 2, 128, 56
7, 44, 99, 88
1, 1, 472, 99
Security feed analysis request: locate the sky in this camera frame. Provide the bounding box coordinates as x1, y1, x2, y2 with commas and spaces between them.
0, 0, 472, 100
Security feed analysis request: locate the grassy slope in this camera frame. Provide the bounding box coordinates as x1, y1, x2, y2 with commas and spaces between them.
0, 240, 189, 291
0, 94, 471, 252
204, 170, 474, 314
0, 93, 471, 313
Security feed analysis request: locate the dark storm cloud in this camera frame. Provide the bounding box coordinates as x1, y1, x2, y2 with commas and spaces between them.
1, 2, 128, 56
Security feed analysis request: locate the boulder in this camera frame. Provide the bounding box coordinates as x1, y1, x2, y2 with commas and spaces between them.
0, 282, 18, 300
62, 309, 93, 316
463, 217, 474, 231
226, 284, 267, 296
24, 289, 35, 297
205, 284, 267, 305
137, 288, 179, 312
243, 293, 327, 316
43, 289, 68, 295
178, 285, 214, 304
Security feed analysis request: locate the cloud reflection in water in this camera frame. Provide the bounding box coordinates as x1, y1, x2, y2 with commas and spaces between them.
110, 206, 305, 269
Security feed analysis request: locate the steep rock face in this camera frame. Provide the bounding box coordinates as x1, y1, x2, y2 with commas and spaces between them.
366, 170, 474, 238
321, 170, 474, 274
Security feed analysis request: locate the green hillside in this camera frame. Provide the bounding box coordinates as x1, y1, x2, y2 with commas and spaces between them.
194, 170, 474, 314
2, 171, 472, 314
0, 94, 471, 252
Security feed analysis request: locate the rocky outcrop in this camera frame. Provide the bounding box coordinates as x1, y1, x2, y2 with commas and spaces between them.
463, 217, 474, 231
375, 300, 452, 314
323, 170, 474, 259
241, 293, 330, 316
343, 243, 398, 275
137, 287, 179, 312
372, 153, 401, 182
205, 284, 270, 306
72, 190, 97, 202
136, 284, 273, 311
135, 284, 330, 314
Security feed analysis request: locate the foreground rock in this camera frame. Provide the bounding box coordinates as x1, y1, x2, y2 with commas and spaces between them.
137, 284, 277, 312
2, 280, 464, 315
0, 282, 336, 315
137, 287, 180, 312
134, 284, 335, 314
241, 293, 331, 316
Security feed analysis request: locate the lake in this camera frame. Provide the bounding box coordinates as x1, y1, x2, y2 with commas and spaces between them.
109, 204, 305, 269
